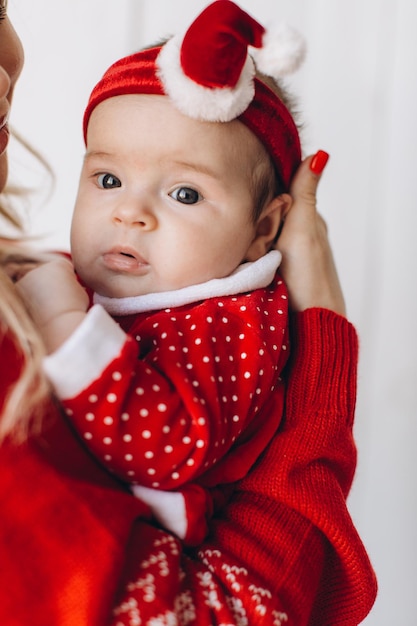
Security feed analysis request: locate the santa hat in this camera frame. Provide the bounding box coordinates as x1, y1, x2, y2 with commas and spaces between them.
83, 0, 306, 190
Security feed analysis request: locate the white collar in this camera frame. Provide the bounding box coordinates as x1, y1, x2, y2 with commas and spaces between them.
93, 250, 281, 316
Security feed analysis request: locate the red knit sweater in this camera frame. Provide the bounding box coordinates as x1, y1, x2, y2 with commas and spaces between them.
0, 309, 377, 625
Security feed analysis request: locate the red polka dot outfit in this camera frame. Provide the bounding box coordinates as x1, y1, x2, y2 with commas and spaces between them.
45, 252, 289, 545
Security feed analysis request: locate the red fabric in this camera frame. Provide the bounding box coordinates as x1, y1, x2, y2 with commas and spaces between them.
0, 309, 377, 625
180, 0, 265, 88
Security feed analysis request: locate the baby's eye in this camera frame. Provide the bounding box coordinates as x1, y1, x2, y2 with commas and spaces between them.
97, 173, 121, 189
169, 186, 202, 205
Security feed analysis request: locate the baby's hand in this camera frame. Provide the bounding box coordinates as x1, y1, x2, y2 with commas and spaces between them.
16, 257, 89, 353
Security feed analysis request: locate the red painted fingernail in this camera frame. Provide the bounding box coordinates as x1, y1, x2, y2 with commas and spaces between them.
310, 150, 329, 175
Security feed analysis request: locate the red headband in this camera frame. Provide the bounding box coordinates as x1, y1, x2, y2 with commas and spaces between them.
83, 0, 305, 190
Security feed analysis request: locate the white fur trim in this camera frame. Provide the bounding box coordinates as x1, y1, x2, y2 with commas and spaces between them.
43, 304, 126, 399
94, 250, 281, 316
132, 485, 187, 539
157, 34, 256, 122
251, 22, 306, 78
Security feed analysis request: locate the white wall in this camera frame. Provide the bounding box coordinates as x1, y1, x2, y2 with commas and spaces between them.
9, 1, 417, 623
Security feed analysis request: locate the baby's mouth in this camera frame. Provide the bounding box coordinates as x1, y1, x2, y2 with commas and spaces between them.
102, 247, 149, 273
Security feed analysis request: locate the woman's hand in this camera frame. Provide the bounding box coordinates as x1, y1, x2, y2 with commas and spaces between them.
276, 151, 346, 316
16, 257, 89, 353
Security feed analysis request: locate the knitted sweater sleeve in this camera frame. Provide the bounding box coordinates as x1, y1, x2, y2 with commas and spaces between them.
201, 308, 377, 626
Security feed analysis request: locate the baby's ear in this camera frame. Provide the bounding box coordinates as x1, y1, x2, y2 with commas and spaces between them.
245, 194, 292, 262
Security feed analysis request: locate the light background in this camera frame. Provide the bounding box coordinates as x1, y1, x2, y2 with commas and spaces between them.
8, 1, 417, 623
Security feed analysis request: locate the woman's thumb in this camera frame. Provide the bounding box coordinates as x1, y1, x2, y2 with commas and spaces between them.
290, 150, 329, 204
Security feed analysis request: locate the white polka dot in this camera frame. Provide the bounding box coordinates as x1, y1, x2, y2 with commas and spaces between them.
259, 348, 265, 356
140, 408, 149, 417
240, 305, 247, 311
123, 434, 132, 443
172, 472, 180, 480
112, 371, 122, 381
232, 395, 238, 402
186, 458, 195, 466
107, 393, 117, 403
162, 425, 170, 434
84, 432, 92, 440
85, 413, 95, 422
153, 322, 159, 328
148, 468, 156, 475
195, 338, 202, 345
241, 352, 248, 359
183, 347, 189, 353
222, 396, 228, 403
164, 445, 173, 453
198, 417, 206, 425
239, 334, 245, 340
161, 332, 168, 339
183, 436, 191, 444
206, 316, 213, 323
192, 380, 199, 387
121, 413, 130, 421
233, 415, 240, 422
244, 372, 251, 379
136, 387, 144, 395
142, 430, 151, 439
226, 336, 231, 342
157, 403, 167, 412
222, 317, 229, 324
145, 451, 154, 459
282, 344, 287, 350
186, 363, 193, 370
125, 454, 133, 462
217, 302, 224, 307
66, 408, 73, 416
104, 416, 113, 425
88, 394, 98, 403
104, 454, 112, 461
196, 439, 205, 448
152, 384, 160, 392
169, 345, 176, 351
278, 309, 283, 315
203, 356, 210, 363
103, 437, 112, 445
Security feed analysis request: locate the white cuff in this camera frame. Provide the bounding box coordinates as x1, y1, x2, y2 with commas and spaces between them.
43, 304, 127, 399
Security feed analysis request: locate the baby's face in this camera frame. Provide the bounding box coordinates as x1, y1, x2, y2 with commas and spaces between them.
71, 95, 263, 298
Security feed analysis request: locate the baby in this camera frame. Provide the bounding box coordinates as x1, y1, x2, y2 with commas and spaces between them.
18, 0, 304, 546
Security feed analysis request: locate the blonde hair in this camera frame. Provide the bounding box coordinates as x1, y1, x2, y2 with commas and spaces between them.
0, 131, 54, 441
